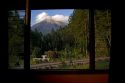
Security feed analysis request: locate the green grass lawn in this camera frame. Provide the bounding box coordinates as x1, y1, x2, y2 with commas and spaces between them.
59, 63, 89, 69
95, 60, 109, 69
59, 59, 109, 69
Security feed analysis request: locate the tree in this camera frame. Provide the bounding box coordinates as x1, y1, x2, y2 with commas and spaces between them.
8, 10, 25, 67
95, 10, 111, 56
66, 9, 89, 57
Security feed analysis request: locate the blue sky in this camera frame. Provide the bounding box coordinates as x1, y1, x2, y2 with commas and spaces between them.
18, 10, 25, 19
31, 9, 74, 26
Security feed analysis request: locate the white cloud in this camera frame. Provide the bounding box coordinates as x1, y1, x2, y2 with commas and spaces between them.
52, 15, 69, 23
35, 12, 69, 24
35, 12, 50, 23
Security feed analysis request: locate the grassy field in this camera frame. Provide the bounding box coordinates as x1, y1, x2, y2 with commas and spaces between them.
9, 55, 24, 68
59, 59, 109, 69
95, 60, 109, 69
60, 63, 89, 69
30, 56, 109, 69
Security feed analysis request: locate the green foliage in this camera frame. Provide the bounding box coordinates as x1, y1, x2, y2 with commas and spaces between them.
8, 10, 25, 68
95, 10, 111, 57
30, 9, 111, 66
95, 59, 109, 69
60, 63, 89, 69
31, 47, 41, 58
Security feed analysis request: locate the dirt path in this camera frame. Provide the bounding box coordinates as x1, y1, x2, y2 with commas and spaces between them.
30, 57, 110, 69
12, 57, 109, 69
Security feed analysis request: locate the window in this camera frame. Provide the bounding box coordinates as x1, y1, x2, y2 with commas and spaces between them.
8, 0, 111, 72
30, 9, 90, 69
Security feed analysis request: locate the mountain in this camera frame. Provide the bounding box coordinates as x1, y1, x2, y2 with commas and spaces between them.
31, 18, 68, 34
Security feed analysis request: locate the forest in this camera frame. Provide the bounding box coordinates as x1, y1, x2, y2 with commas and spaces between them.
8, 9, 111, 69
8, 10, 25, 68
30, 9, 111, 69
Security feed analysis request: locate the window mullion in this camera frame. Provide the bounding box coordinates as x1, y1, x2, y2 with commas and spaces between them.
88, 9, 95, 70
24, 0, 30, 70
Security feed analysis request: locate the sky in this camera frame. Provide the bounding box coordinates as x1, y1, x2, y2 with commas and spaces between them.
31, 9, 74, 26
18, 10, 25, 19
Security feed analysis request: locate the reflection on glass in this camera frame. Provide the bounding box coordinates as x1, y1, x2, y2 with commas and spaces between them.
8, 10, 25, 69
95, 10, 111, 69
30, 9, 89, 69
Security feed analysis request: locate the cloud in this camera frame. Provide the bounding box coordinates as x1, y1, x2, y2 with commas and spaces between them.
35, 12, 69, 24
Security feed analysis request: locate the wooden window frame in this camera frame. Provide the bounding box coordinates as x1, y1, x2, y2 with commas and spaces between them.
8, 0, 111, 74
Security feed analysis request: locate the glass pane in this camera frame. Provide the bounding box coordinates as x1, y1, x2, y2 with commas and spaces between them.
95, 10, 111, 69
30, 9, 89, 69
8, 10, 25, 69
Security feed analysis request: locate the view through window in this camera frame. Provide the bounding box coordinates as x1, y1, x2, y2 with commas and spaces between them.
30, 9, 90, 69
30, 9, 111, 69
8, 10, 25, 69
8, 9, 111, 70
95, 10, 111, 69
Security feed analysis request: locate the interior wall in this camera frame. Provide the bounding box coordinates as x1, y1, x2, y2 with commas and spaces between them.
35, 74, 108, 83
